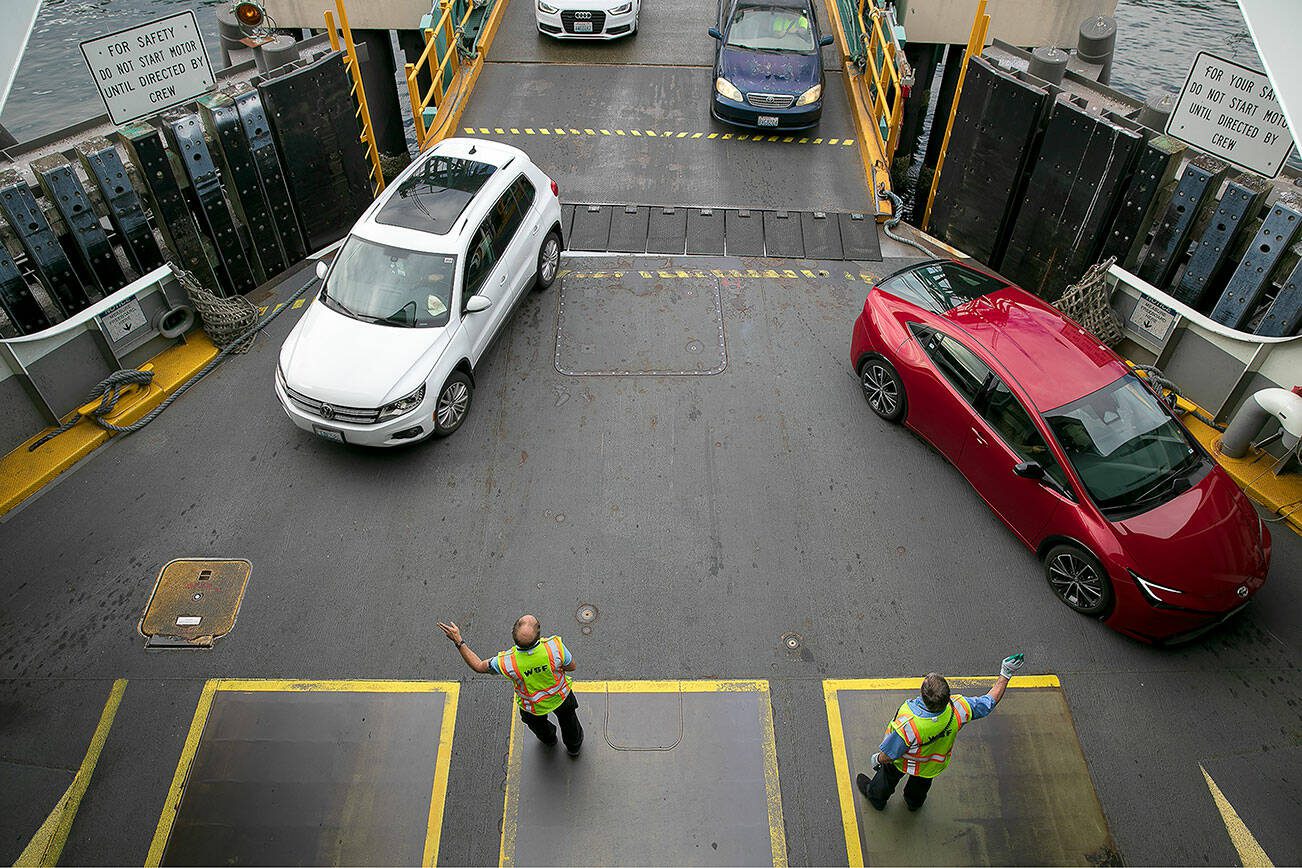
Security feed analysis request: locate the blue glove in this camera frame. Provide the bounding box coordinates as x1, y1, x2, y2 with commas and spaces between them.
1000, 653, 1025, 679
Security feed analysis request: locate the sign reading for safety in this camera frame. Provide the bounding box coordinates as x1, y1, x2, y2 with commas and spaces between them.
1166, 51, 1294, 178
80, 11, 214, 126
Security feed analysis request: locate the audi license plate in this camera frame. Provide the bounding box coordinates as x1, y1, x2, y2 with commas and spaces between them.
313, 426, 344, 443
757, 115, 779, 127
573, 21, 594, 32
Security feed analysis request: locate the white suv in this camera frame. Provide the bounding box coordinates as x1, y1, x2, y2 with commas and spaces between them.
536, 0, 640, 39
275, 138, 563, 446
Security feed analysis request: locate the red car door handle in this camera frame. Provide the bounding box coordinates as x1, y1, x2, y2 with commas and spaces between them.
971, 428, 987, 446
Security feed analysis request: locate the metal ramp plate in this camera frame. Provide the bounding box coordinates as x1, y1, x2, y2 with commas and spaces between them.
500, 681, 785, 866
608, 205, 649, 254
649, 206, 688, 255
555, 274, 726, 376
140, 559, 251, 648
684, 207, 723, 255
151, 681, 457, 866
763, 210, 804, 259
825, 677, 1119, 866
724, 209, 764, 256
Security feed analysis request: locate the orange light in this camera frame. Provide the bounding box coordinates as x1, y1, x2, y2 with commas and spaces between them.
234, 2, 265, 27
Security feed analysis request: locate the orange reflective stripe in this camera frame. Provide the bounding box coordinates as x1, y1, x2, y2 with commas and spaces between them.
952, 697, 972, 726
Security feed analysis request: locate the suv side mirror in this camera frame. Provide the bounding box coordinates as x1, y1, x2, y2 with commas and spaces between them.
1013, 461, 1045, 480
315, 260, 329, 281
708, 27, 723, 40
464, 294, 492, 313
820, 34, 834, 46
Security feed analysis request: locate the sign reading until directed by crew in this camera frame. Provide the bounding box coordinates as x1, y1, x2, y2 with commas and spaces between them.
1166, 51, 1294, 178
79, 11, 214, 126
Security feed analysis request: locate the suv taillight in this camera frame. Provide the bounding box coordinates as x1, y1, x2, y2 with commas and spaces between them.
550, 179, 559, 197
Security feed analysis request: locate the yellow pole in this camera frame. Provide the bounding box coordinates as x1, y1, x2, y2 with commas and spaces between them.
331, 0, 386, 193
406, 63, 426, 149
922, 0, 987, 231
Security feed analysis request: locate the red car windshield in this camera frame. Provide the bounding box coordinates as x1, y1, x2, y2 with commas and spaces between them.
1044, 374, 1205, 516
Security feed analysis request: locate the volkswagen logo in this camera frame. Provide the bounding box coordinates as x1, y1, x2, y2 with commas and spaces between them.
575, 10, 592, 18
318, 403, 336, 420
1236, 585, 1249, 599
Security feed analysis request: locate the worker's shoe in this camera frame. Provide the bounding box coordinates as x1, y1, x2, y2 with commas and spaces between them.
539, 736, 558, 748
566, 741, 582, 757
856, 773, 870, 796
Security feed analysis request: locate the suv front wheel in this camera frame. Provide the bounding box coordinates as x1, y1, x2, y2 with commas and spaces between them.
433, 371, 473, 437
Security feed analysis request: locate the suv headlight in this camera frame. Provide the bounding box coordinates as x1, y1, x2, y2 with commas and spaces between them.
795, 84, 822, 106
715, 77, 742, 101
378, 384, 426, 420
537, 0, 559, 13
610, 2, 633, 13
1129, 570, 1185, 607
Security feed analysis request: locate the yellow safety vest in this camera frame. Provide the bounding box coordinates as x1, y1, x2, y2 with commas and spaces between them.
496, 635, 571, 715
886, 696, 974, 778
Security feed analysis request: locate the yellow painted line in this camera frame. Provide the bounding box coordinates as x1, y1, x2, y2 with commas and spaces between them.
1201, 765, 1273, 866
509, 128, 519, 134
645, 130, 656, 137
498, 699, 520, 868
17, 679, 127, 867
291, 298, 306, 309
495, 127, 504, 134
799, 137, 809, 143
540, 128, 550, 134
524, 128, 534, 134
616, 129, 626, 135
585, 128, 596, 135
829, 138, 839, 145
692, 132, 703, 138
782, 136, 793, 143
676, 131, 688, 138
600, 129, 610, 135
555, 128, 565, 135
148, 680, 459, 867
0, 332, 218, 519
824, 674, 1063, 866
630, 129, 641, 136
463, 127, 474, 134
708, 132, 718, 139
757, 682, 789, 867
479, 127, 489, 134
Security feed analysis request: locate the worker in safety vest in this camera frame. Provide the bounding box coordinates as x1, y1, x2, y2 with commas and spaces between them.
438, 615, 583, 755
856, 654, 1025, 811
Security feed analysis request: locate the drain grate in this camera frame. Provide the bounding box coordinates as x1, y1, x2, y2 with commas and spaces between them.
140, 558, 252, 648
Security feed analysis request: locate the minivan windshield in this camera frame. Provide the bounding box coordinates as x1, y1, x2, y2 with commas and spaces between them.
727, 5, 816, 52
320, 237, 456, 328
1044, 375, 1204, 517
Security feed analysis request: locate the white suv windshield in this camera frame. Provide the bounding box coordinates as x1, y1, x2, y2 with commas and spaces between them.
321, 237, 456, 328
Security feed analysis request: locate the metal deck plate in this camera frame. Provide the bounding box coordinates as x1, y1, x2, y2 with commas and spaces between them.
500, 681, 785, 866
152, 681, 457, 866
140, 559, 251, 648
826, 679, 1118, 866
555, 275, 726, 376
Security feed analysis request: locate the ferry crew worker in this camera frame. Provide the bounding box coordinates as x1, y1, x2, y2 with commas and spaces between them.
438, 615, 584, 755
856, 654, 1024, 811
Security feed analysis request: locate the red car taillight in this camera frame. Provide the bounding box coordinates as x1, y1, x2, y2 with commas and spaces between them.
550, 179, 560, 197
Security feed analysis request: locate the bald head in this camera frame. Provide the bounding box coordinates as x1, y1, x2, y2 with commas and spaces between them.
513, 614, 540, 647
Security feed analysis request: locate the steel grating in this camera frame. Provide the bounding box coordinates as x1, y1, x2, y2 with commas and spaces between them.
200, 92, 288, 282
0, 170, 91, 318
1173, 176, 1267, 309
1002, 100, 1142, 300
258, 51, 373, 252
121, 124, 222, 292
1137, 156, 1225, 290
140, 558, 252, 648
77, 137, 165, 277
165, 113, 258, 296
1210, 201, 1302, 330
555, 275, 726, 376
32, 157, 128, 296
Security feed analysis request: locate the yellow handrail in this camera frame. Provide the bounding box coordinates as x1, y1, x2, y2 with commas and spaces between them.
854, 0, 907, 171
404, 0, 479, 150
325, 0, 386, 194
922, 0, 990, 231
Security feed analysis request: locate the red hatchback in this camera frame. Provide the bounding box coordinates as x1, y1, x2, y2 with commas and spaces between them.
850, 259, 1271, 643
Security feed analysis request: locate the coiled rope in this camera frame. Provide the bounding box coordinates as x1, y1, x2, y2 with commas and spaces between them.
29, 274, 319, 451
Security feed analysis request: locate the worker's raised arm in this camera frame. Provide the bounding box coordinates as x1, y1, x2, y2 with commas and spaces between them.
438, 621, 493, 673
986, 653, 1024, 705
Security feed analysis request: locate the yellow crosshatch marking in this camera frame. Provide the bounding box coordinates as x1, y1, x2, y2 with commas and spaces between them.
562, 268, 878, 283
498, 680, 786, 867
824, 676, 1063, 866
147, 680, 459, 868
462, 126, 854, 147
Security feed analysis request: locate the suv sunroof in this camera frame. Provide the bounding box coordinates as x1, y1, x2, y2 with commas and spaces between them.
375, 155, 497, 234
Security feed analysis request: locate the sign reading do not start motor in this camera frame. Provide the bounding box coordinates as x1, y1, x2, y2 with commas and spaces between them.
1166, 51, 1295, 178
79, 11, 214, 126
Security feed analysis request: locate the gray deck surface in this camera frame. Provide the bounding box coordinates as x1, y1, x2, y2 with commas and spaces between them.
1, 0, 1300, 864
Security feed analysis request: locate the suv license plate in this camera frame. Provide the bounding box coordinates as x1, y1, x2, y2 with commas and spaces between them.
573, 21, 594, 32
757, 115, 779, 127
314, 426, 344, 443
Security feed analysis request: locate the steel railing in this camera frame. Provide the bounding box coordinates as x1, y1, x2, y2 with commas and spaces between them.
853, 0, 908, 168
324, 0, 386, 194
405, 0, 479, 150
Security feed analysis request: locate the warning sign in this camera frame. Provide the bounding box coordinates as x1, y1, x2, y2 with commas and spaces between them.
79, 11, 214, 127
1166, 51, 1295, 178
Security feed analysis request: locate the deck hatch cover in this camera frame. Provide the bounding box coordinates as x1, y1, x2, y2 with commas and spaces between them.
140, 558, 252, 648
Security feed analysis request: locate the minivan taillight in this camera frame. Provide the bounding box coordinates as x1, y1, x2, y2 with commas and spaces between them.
550, 179, 559, 197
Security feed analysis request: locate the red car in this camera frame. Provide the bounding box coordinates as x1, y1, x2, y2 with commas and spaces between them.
850, 259, 1271, 643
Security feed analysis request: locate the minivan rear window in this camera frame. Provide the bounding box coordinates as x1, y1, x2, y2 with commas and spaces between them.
375, 155, 497, 234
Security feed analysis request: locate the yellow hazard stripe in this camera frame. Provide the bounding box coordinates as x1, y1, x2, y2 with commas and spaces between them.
461, 126, 854, 147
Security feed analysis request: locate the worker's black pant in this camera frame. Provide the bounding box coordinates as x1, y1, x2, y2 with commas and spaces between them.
867, 763, 933, 810
520, 692, 583, 751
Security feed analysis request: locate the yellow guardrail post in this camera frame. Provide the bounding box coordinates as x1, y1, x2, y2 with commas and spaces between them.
921, 0, 989, 231
325, 0, 386, 195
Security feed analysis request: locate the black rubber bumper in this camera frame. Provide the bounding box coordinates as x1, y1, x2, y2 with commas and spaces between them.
711, 95, 823, 131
